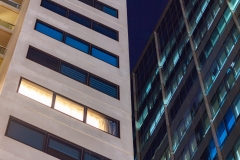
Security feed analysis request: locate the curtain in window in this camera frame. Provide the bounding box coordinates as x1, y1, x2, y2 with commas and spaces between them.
54, 95, 84, 121
87, 109, 117, 136
18, 79, 53, 107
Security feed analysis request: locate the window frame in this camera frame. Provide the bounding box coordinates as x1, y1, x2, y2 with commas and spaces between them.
5, 116, 111, 160
34, 20, 119, 68
16, 77, 120, 137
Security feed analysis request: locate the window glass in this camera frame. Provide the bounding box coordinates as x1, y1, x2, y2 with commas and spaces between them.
87, 109, 118, 136
204, 41, 213, 58
35, 21, 63, 41
103, 6, 117, 17
182, 147, 190, 160
233, 55, 240, 77
47, 138, 81, 160
65, 35, 89, 54
189, 135, 197, 155
217, 48, 227, 67
231, 25, 240, 43
172, 132, 179, 150
225, 36, 234, 55
223, 8, 232, 23
224, 108, 235, 132
210, 30, 219, 46
233, 94, 240, 118
89, 75, 118, 98
6, 120, 46, 151
218, 83, 227, 103
91, 47, 118, 66
78, 0, 93, 6
54, 95, 84, 121
209, 138, 217, 159
234, 138, 240, 160
217, 121, 227, 146
225, 69, 235, 90
178, 121, 185, 138
68, 10, 91, 28
211, 95, 219, 117
41, 0, 67, 17
217, 18, 225, 34
92, 22, 118, 40
60, 62, 88, 84
27, 47, 59, 72
18, 79, 53, 107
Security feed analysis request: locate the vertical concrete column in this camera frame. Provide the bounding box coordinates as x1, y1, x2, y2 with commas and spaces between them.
179, 0, 223, 159
132, 73, 141, 160
226, 0, 240, 32
154, 32, 175, 160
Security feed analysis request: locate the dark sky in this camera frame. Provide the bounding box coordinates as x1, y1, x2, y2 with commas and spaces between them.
127, 0, 168, 71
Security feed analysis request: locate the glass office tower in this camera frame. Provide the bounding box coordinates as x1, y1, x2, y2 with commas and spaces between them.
132, 0, 240, 159
0, 0, 133, 159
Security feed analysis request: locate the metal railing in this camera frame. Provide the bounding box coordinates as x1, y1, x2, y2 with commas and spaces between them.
0, 0, 21, 9
0, 45, 6, 56
0, 19, 14, 30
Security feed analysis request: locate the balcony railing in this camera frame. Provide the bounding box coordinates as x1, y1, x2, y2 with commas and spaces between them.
0, 19, 14, 30
0, 0, 21, 9
0, 45, 6, 56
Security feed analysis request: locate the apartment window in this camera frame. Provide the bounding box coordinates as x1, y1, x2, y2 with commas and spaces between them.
54, 95, 84, 121
233, 94, 240, 118
60, 62, 88, 84
17, 78, 119, 137
18, 78, 53, 107
65, 35, 90, 54
6, 118, 46, 151
34, 21, 119, 67
35, 21, 63, 41
94, 1, 118, 17
78, 0, 118, 18
86, 109, 118, 136
41, 0, 118, 40
6, 117, 111, 160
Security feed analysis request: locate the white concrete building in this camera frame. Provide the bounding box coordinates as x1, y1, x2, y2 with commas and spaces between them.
0, 0, 133, 160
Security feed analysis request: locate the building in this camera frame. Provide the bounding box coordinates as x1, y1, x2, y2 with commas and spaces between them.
132, 0, 240, 159
0, 0, 133, 159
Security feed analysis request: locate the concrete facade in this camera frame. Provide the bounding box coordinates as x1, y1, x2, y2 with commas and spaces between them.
0, 0, 133, 160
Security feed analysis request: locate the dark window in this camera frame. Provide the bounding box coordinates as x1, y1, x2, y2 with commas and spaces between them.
6, 117, 111, 160
89, 75, 118, 98
35, 21, 63, 41
27, 46, 119, 99
92, 22, 118, 40
60, 62, 88, 84
68, 10, 91, 28
6, 118, 46, 151
41, 0, 67, 17
79, 0, 93, 6
47, 137, 82, 160
27, 47, 59, 71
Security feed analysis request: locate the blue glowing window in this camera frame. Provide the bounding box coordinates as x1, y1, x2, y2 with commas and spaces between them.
91, 47, 118, 67
41, 0, 67, 17
217, 121, 227, 146
224, 108, 235, 132
35, 21, 63, 41
65, 35, 90, 54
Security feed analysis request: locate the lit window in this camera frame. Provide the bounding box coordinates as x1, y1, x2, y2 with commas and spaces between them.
86, 109, 118, 136
54, 95, 84, 121
18, 79, 53, 107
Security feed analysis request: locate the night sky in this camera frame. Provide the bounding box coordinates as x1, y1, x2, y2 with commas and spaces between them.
127, 0, 168, 71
